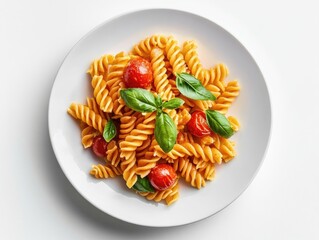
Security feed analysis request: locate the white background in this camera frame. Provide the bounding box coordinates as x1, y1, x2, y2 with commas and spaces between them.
1, 0, 319, 239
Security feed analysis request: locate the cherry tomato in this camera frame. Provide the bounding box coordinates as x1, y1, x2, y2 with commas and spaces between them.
123, 58, 153, 88
187, 110, 212, 138
148, 164, 177, 191
92, 135, 108, 157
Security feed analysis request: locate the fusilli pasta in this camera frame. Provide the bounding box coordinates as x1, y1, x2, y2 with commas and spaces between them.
68, 103, 106, 134
87, 54, 115, 79
105, 140, 121, 167
80, 123, 97, 148
67, 35, 240, 205
90, 164, 122, 179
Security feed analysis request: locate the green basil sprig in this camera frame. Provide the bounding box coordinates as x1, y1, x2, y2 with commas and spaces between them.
103, 119, 117, 142
176, 73, 216, 101
155, 111, 177, 153
162, 98, 184, 109
132, 176, 154, 193
120, 89, 184, 153
205, 110, 234, 138
120, 88, 157, 112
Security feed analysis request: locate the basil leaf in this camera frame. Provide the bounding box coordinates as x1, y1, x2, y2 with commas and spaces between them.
120, 88, 157, 112
132, 176, 155, 193
162, 98, 184, 109
155, 111, 177, 153
205, 110, 234, 138
103, 119, 117, 142
176, 73, 216, 100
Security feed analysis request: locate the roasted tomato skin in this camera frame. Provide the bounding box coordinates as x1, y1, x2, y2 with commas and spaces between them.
187, 110, 212, 138
148, 164, 177, 191
92, 136, 108, 157
123, 58, 153, 89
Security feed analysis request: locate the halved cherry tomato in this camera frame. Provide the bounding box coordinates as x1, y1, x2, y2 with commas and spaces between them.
187, 110, 212, 138
148, 164, 177, 191
123, 58, 153, 88
92, 135, 108, 157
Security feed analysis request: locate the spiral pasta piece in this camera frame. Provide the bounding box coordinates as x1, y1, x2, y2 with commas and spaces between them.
154, 142, 222, 164
165, 60, 173, 78
210, 64, 228, 92
80, 123, 98, 148
136, 137, 152, 158
219, 137, 236, 162
228, 116, 240, 132
119, 112, 156, 154
193, 157, 206, 169
165, 109, 179, 126
105, 140, 120, 167
132, 35, 168, 59
182, 40, 203, 80
165, 36, 187, 74
91, 75, 113, 113
191, 99, 213, 111
139, 188, 173, 203
194, 159, 216, 180
177, 132, 195, 144
90, 164, 122, 179
199, 136, 215, 146
87, 54, 115, 79
165, 180, 179, 205
178, 95, 195, 109
150, 47, 174, 101
112, 97, 126, 116
106, 52, 130, 90
134, 112, 146, 126
210, 134, 219, 150
120, 151, 138, 188
212, 81, 240, 114
80, 98, 108, 148
119, 112, 156, 188
136, 152, 161, 178
173, 158, 205, 189
119, 116, 137, 140
206, 84, 221, 99
168, 79, 180, 96
86, 97, 109, 120
112, 106, 135, 119
136, 139, 161, 178
176, 109, 191, 130
199, 69, 212, 87
68, 103, 107, 134
105, 52, 131, 115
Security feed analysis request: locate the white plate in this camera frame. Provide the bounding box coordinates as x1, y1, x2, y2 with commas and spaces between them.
48, 9, 271, 227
